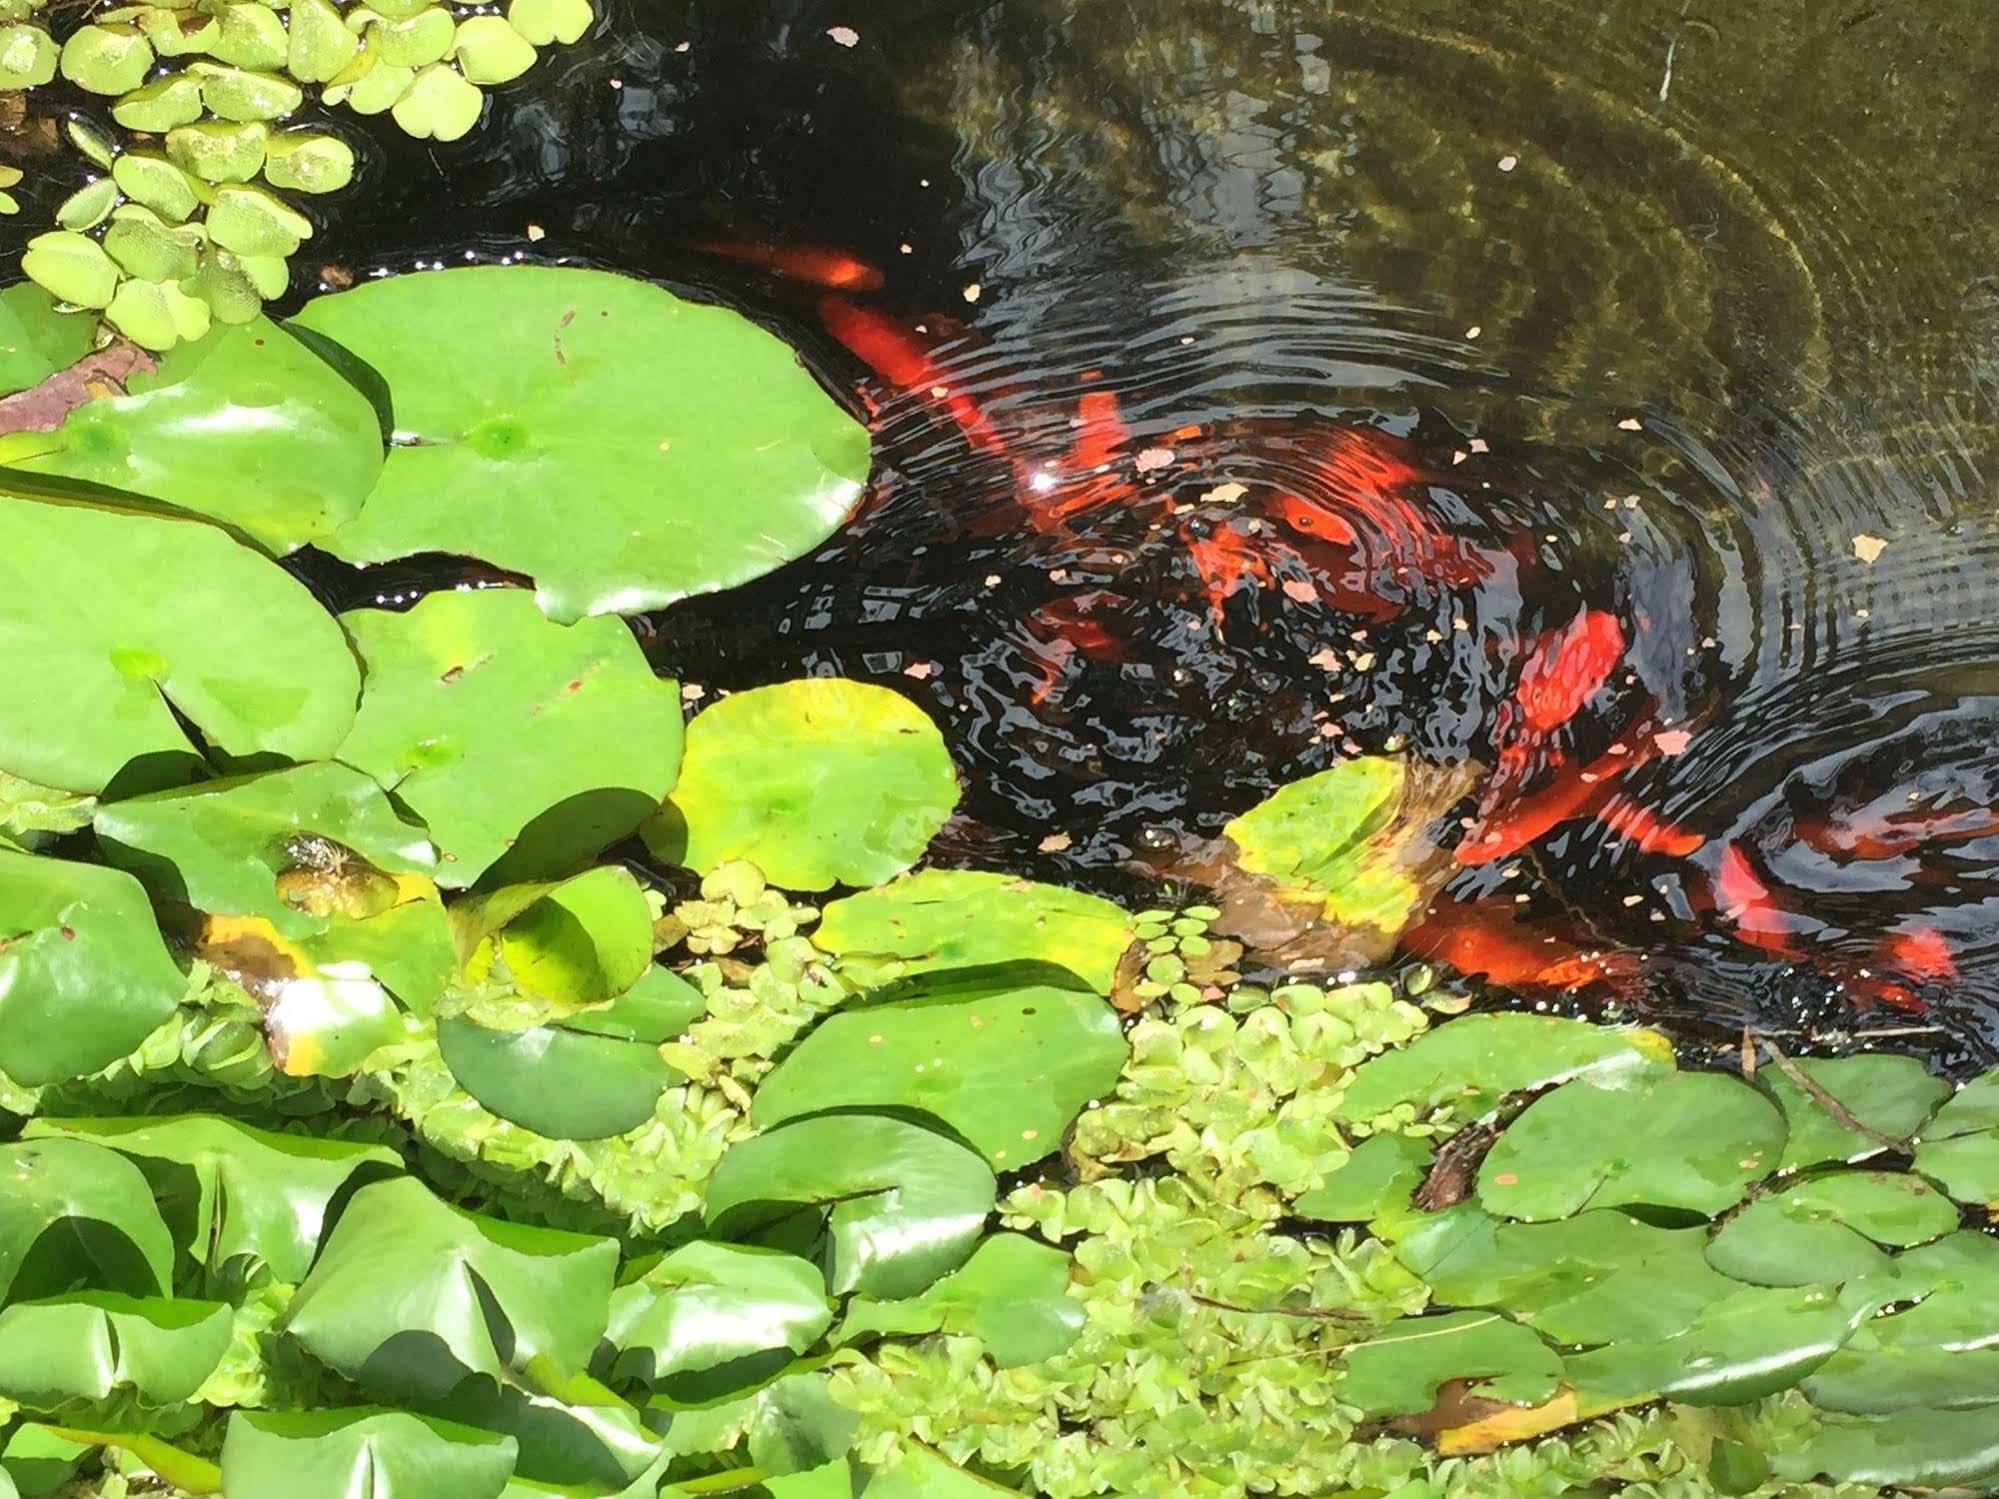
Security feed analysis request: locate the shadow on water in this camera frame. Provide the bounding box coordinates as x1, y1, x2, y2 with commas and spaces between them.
284, 0, 1999, 1067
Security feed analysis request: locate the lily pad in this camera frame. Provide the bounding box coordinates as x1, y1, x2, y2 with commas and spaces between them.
0, 850, 185, 1086
837, 1232, 1081, 1369
1704, 1171, 1958, 1288
437, 1017, 675, 1140
863, 1445, 1025, 1497
452, 865, 654, 1009
1772, 1406, 1999, 1491
94, 761, 436, 938
336, 589, 683, 889
221, 1409, 518, 1499
1335, 1012, 1675, 1125
0, 493, 361, 794
605, 1242, 833, 1398
1478, 1070, 1784, 1221
646, 679, 956, 892
25, 1113, 400, 1283
285, 1175, 617, 1401
1224, 757, 1409, 926
1339, 1310, 1563, 1419
1761, 1054, 1951, 1170
812, 869, 1133, 993
752, 968, 1126, 1167
0, 285, 96, 396
289, 265, 869, 622
1565, 1282, 1876, 1406
0, 1136, 174, 1306
705, 1113, 996, 1299
1292, 1132, 1432, 1222
0, 314, 384, 554
0, 1293, 231, 1408
1391, 1205, 1738, 1347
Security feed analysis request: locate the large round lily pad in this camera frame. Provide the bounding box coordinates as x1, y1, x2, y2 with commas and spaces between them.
1222, 756, 1419, 932
0, 314, 384, 554
705, 1113, 996, 1299
0, 492, 361, 795
1477, 1070, 1785, 1220
813, 869, 1134, 993
289, 265, 870, 622
751, 969, 1127, 1167
93, 762, 436, 937
0, 284, 97, 396
644, 678, 958, 891
336, 589, 683, 888
0, 849, 186, 1085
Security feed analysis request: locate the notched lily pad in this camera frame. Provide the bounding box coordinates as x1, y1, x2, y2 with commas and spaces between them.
289, 265, 870, 623
1339, 1310, 1562, 1419
645, 678, 957, 892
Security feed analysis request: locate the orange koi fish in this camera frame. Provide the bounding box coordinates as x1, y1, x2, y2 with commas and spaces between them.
1881, 924, 1957, 985
691, 239, 886, 291
1299, 427, 1492, 587
1066, 389, 1130, 471
817, 294, 1007, 453
1797, 802, 1999, 861
1184, 521, 1276, 621
1404, 894, 1642, 994
1711, 841, 1803, 957
1594, 797, 1707, 858
1515, 609, 1625, 734
1456, 742, 1642, 865
1265, 490, 1359, 547
1022, 592, 1124, 705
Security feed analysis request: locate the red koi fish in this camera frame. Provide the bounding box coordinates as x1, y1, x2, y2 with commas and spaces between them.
1022, 592, 1124, 705
817, 295, 1007, 454
691, 239, 885, 291
1594, 797, 1707, 858
1881, 924, 1957, 985
1184, 521, 1276, 622
1515, 610, 1625, 734
1711, 841, 1803, 957
1456, 742, 1642, 865
1797, 802, 1999, 861
1404, 894, 1642, 994
1265, 490, 1359, 547
1299, 427, 1492, 588
1066, 389, 1130, 471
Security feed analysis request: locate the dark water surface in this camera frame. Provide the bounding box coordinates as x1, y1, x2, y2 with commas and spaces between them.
286, 0, 1999, 1063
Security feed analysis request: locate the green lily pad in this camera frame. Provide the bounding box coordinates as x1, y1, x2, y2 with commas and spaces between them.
337, 590, 683, 889
0, 492, 361, 793
95, 761, 436, 939
300, 896, 456, 1014
1390, 1205, 1738, 1347
1335, 1012, 1675, 1125
812, 869, 1133, 993
221, 1409, 518, 1499
1478, 1070, 1784, 1220
1223, 756, 1417, 931
438, 1017, 675, 1140
1339, 1310, 1562, 1419
0, 850, 186, 1086
752, 968, 1126, 1168
646, 679, 956, 892
1759, 1053, 1951, 1171
1771, 1407, 1999, 1491
1914, 1132, 1999, 1201
0, 1293, 231, 1408
453, 865, 654, 1009
605, 1242, 833, 1398
289, 264, 870, 622
838, 1232, 1081, 1369
265, 961, 411, 1077
25, 1113, 400, 1283
19, 231, 121, 310
286, 1175, 618, 1400
1291, 1132, 1432, 1222
58, 24, 154, 95
1565, 1282, 1876, 1407
705, 1113, 996, 1299
454, 15, 536, 83
0, 1135, 174, 1306
0, 22, 56, 88
1800, 1234, 1999, 1413
1923, 1066, 1999, 1139
1704, 1171, 1957, 1287
0, 284, 96, 395
0, 770, 95, 853
864, 1446, 1023, 1497
0, 312, 383, 553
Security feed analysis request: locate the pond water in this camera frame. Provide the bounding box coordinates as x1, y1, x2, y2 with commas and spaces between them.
291, 0, 1999, 1065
